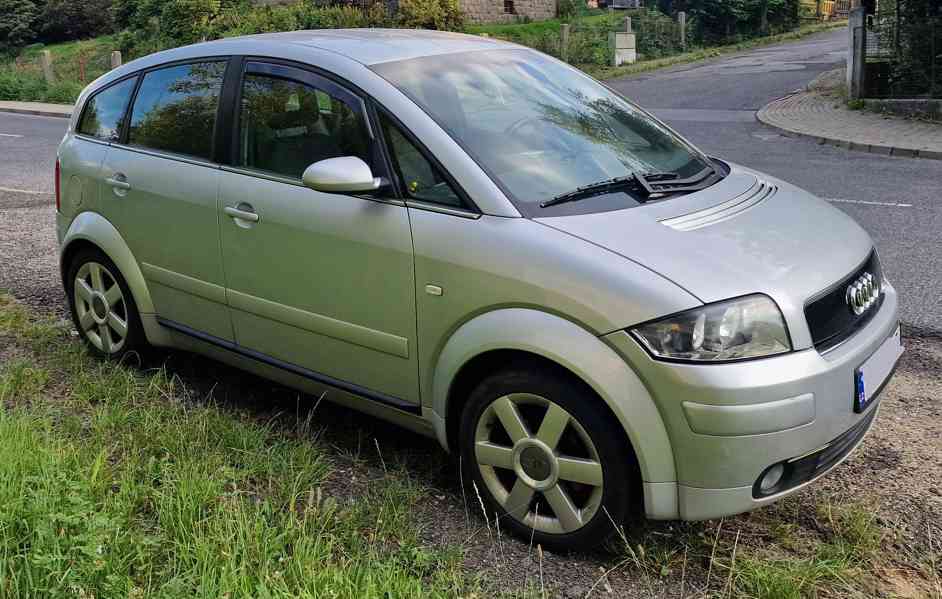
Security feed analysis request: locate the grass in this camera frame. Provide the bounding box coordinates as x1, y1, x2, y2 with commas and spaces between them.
581, 19, 848, 80
0, 293, 473, 598
602, 496, 890, 598
464, 10, 610, 36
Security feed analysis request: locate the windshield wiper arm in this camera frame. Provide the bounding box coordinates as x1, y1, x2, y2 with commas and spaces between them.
539, 173, 651, 209
642, 165, 718, 194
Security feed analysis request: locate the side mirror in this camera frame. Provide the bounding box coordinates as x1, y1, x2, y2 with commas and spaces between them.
301, 156, 385, 194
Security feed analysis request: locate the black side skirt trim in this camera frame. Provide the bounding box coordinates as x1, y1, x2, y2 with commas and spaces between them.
156, 317, 421, 415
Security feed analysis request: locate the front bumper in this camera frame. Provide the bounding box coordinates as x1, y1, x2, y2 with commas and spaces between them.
605, 282, 901, 521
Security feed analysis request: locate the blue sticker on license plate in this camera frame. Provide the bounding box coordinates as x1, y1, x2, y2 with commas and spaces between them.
855, 370, 867, 412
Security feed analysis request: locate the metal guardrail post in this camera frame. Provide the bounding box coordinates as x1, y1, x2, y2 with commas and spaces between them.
110, 51, 122, 69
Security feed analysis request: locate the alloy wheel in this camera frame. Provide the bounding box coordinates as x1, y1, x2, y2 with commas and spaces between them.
474, 393, 604, 535
73, 261, 129, 355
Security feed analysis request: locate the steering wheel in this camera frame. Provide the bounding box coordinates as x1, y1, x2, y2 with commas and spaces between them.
505, 116, 543, 137
504, 116, 577, 160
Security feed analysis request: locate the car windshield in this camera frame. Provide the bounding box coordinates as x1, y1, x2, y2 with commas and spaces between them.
371, 49, 716, 215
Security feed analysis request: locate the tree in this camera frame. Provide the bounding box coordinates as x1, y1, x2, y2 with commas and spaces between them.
0, 0, 39, 55
758, 0, 770, 33
38, 0, 113, 42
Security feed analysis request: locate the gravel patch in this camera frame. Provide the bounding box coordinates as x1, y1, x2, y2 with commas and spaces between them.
0, 194, 63, 316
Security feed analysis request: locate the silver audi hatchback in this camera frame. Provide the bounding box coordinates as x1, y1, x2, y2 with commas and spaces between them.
56, 29, 903, 550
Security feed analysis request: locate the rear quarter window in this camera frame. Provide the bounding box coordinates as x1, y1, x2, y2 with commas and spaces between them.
77, 77, 138, 141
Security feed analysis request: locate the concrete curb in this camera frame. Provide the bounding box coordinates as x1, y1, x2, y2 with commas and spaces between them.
0, 104, 72, 119
756, 94, 942, 161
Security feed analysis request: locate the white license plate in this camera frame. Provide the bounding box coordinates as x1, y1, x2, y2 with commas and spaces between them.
854, 325, 903, 413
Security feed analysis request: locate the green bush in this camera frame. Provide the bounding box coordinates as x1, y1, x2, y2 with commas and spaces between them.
397, 0, 464, 31
38, 0, 114, 43
557, 0, 579, 19
0, 67, 82, 103
684, 0, 801, 44
0, 69, 25, 100
43, 79, 84, 103
159, 0, 225, 45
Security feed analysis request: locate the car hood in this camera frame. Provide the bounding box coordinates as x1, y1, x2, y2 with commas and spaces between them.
535, 163, 874, 348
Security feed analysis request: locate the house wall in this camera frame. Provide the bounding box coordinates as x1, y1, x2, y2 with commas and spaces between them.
461, 0, 556, 24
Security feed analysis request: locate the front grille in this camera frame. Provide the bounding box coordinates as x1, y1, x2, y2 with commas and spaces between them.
804, 251, 883, 352
753, 406, 878, 498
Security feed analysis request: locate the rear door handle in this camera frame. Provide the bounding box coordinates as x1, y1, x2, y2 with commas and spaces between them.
224, 205, 260, 223
105, 174, 131, 193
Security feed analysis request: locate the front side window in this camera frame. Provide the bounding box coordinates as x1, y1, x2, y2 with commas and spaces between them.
382, 117, 462, 208
238, 73, 370, 180
77, 77, 137, 141
372, 49, 716, 216
127, 61, 226, 161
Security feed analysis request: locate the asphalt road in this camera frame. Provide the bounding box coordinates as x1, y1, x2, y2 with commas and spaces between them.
609, 28, 942, 335
1, 29, 940, 332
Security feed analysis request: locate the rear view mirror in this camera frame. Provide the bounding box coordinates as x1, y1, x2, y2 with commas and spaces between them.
301, 157, 385, 193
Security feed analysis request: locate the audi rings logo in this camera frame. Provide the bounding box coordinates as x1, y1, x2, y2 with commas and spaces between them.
846, 272, 880, 316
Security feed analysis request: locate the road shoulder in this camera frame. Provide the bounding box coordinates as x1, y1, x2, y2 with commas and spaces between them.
0, 101, 73, 119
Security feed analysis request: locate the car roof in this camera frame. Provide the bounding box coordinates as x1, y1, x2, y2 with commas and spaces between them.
216, 28, 516, 65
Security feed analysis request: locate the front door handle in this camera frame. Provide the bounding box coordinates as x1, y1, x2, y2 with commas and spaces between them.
224, 204, 260, 223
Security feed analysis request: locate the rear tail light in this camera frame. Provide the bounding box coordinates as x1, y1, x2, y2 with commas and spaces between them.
55, 159, 61, 212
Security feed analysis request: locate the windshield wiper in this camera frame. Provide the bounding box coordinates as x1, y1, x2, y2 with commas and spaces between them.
540, 173, 651, 209
539, 166, 720, 209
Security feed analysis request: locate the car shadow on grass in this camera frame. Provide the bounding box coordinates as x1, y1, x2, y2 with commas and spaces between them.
133, 346, 703, 597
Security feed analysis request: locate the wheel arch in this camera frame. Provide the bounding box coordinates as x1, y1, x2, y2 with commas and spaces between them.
60, 211, 171, 346
431, 308, 678, 496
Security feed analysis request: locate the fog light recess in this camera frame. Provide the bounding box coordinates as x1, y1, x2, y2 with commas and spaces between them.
756, 463, 786, 496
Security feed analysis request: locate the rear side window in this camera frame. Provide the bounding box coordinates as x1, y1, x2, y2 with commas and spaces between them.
238, 73, 371, 180
77, 77, 137, 141
127, 61, 226, 161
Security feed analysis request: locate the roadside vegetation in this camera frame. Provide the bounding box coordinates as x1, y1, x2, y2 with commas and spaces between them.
0, 36, 115, 104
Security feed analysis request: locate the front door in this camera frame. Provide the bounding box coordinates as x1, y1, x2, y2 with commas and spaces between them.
101, 59, 234, 341
218, 61, 419, 406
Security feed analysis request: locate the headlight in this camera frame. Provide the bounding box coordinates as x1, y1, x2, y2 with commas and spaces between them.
631, 294, 791, 362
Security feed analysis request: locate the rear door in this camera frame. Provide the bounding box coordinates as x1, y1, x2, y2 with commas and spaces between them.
100, 59, 235, 341
60, 76, 139, 228
216, 61, 420, 407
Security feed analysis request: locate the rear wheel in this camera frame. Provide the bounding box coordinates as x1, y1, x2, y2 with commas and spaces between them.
67, 248, 145, 359
459, 365, 634, 552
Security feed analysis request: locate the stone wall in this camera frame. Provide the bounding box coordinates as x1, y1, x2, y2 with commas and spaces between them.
461, 0, 556, 24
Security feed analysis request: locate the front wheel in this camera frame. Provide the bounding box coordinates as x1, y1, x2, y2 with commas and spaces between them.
459, 365, 635, 552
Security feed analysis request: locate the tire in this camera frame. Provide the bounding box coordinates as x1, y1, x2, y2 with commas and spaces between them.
66, 247, 146, 360
459, 364, 635, 552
